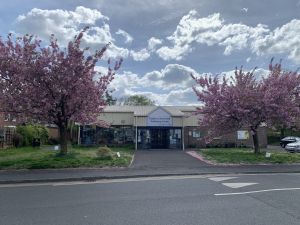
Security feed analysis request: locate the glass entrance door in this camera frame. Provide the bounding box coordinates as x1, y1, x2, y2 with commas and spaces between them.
150, 128, 168, 149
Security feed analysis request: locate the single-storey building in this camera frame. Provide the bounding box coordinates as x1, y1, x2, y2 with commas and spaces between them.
79, 106, 267, 150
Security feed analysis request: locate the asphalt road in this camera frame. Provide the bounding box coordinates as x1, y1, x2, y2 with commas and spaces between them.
1, 173, 300, 225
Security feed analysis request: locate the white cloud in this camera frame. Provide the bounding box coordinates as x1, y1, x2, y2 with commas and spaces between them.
108, 64, 269, 106
130, 48, 151, 61
115, 29, 133, 44
15, 6, 129, 59
128, 37, 163, 61
164, 88, 197, 105
251, 19, 300, 63
156, 10, 269, 60
108, 64, 201, 105
143, 64, 198, 89
156, 44, 192, 61
155, 11, 224, 60
155, 10, 300, 63
147, 37, 163, 51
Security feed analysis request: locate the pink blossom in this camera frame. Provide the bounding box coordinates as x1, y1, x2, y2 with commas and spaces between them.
0, 28, 122, 154
192, 60, 300, 153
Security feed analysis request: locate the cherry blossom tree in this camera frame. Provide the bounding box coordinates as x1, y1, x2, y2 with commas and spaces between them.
192, 60, 300, 154
0, 28, 122, 155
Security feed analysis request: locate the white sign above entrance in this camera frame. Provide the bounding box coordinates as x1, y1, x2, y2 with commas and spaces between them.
147, 108, 172, 127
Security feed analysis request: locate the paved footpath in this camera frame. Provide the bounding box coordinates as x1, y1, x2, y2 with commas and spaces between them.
131, 150, 210, 169
1, 150, 300, 184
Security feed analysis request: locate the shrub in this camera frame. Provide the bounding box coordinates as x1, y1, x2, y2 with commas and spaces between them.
97, 146, 114, 160
37, 126, 49, 144
16, 124, 49, 146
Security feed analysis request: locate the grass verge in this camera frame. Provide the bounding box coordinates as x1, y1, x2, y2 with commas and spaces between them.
199, 148, 300, 164
0, 145, 134, 170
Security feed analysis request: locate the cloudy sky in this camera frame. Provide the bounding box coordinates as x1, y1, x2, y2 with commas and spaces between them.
1, 0, 300, 105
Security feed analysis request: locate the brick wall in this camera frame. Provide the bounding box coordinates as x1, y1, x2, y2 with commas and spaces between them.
184, 126, 268, 149
47, 127, 59, 139
184, 127, 206, 148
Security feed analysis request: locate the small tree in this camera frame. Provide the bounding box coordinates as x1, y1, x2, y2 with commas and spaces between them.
103, 89, 117, 106
0, 29, 122, 155
192, 60, 300, 154
122, 95, 155, 106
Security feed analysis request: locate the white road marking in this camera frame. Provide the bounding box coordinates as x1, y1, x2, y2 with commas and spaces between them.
208, 177, 238, 182
215, 187, 300, 196
222, 182, 257, 188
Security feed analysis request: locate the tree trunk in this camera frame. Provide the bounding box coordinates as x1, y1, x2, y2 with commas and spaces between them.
59, 125, 68, 155
280, 128, 285, 139
252, 129, 260, 154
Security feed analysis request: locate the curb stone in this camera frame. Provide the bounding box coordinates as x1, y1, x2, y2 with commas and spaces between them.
2, 170, 300, 185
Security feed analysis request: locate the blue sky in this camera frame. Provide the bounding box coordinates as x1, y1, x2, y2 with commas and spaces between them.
1, 0, 300, 105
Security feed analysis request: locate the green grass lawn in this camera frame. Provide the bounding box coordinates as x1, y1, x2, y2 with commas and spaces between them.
199, 148, 300, 164
0, 145, 135, 170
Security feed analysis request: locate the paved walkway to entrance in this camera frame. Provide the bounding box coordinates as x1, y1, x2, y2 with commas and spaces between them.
131, 149, 210, 169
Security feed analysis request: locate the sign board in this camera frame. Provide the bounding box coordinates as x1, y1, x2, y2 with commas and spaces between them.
237, 130, 249, 140
147, 108, 172, 127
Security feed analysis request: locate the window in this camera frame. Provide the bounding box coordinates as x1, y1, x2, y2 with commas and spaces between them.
4, 114, 16, 122
192, 131, 201, 138
169, 128, 182, 149
4, 114, 10, 122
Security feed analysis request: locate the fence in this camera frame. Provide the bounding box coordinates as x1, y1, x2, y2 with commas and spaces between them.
0, 126, 16, 148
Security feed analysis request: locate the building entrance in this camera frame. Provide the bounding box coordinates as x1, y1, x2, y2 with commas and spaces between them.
150, 128, 168, 149
137, 127, 182, 149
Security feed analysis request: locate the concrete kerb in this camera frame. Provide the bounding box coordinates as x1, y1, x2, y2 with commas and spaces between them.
2, 170, 300, 185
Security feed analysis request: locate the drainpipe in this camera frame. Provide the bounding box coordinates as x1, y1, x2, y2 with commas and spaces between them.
135, 116, 138, 150
182, 127, 185, 151
77, 125, 81, 145
182, 117, 185, 151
